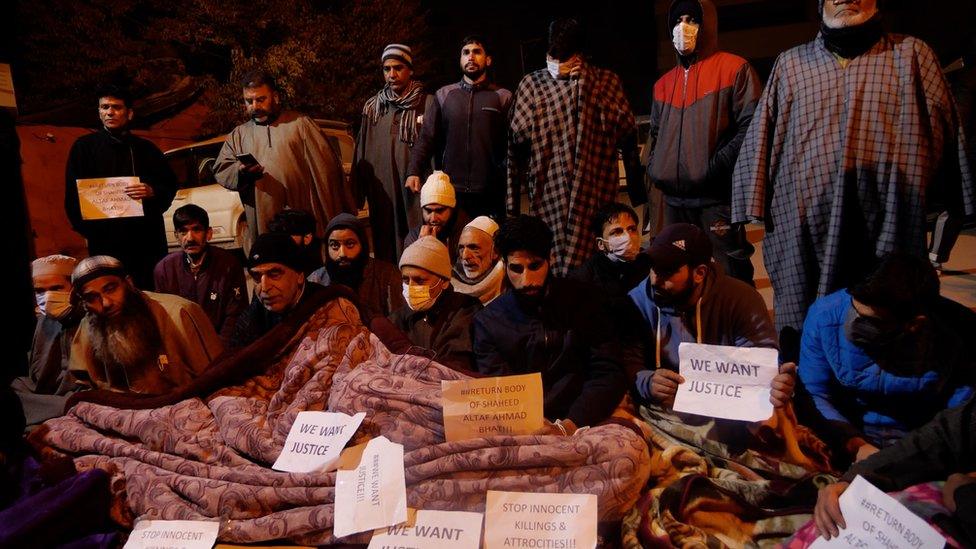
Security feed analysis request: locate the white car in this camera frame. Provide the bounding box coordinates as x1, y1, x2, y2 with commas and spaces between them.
162, 119, 355, 250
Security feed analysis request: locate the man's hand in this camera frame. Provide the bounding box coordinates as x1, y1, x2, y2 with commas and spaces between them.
770, 362, 797, 408
814, 481, 849, 540
240, 161, 264, 176
419, 224, 440, 238
533, 419, 577, 436
854, 443, 879, 462
651, 369, 684, 408
943, 472, 976, 512
123, 181, 155, 200
405, 175, 421, 193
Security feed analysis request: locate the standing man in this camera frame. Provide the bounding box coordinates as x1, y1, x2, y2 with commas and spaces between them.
355, 44, 433, 263
153, 204, 247, 346
732, 0, 975, 332
508, 18, 643, 276
647, 0, 761, 284
64, 85, 177, 289
405, 35, 512, 219
214, 71, 353, 250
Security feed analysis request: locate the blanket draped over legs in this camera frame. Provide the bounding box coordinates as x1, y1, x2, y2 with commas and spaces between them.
620, 403, 836, 548
33, 295, 652, 545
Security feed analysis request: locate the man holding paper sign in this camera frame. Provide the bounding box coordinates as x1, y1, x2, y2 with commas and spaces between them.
64, 85, 177, 289
626, 223, 795, 411
474, 215, 628, 435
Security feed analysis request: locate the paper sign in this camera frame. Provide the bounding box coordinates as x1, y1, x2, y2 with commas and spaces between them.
672, 342, 778, 422
368, 509, 483, 549
272, 411, 365, 473
123, 519, 219, 549
441, 373, 544, 441
77, 177, 144, 220
334, 436, 407, 538
810, 476, 944, 549
0, 63, 16, 111
484, 491, 597, 549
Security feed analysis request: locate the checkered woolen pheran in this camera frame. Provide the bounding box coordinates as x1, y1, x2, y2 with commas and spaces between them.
732, 33, 974, 332
507, 62, 637, 276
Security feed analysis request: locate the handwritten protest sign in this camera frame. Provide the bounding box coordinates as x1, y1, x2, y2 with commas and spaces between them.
484, 491, 597, 549
441, 373, 544, 441
368, 509, 483, 549
810, 476, 944, 549
272, 411, 365, 473
77, 177, 144, 220
672, 342, 778, 422
123, 519, 219, 549
334, 436, 407, 538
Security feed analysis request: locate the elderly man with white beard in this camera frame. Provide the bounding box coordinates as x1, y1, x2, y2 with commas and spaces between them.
68, 256, 222, 395
451, 216, 505, 305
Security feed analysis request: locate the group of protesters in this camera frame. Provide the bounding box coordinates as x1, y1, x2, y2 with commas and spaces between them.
6, 0, 976, 546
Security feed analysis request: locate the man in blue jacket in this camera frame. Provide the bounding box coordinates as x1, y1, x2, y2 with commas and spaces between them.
798, 253, 976, 464
405, 35, 512, 219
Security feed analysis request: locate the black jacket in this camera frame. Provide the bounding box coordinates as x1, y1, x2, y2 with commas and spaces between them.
407, 80, 512, 195
473, 277, 628, 427
568, 252, 652, 300
389, 286, 482, 372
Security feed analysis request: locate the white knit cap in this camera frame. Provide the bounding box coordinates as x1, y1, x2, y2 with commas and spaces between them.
420, 171, 456, 208
464, 216, 499, 237
31, 254, 78, 279
399, 236, 452, 280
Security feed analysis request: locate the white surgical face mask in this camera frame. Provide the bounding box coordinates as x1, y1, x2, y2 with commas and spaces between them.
36, 290, 73, 320
672, 22, 699, 55
601, 234, 641, 263
402, 282, 444, 312
546, 58, 562, 79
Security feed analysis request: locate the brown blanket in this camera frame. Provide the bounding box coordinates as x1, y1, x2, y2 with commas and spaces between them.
35, 296, 651, 545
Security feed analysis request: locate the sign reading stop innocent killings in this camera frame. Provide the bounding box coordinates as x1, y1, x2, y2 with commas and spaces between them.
810, 476, 944, 549
484, 491, 597, 549
122, 519, 219, 549
672, 342, 779, 422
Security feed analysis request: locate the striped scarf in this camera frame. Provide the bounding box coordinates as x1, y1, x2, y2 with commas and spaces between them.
362, 81, 425, 145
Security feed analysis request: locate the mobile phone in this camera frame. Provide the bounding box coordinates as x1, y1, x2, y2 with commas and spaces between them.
236, 153, 259, 167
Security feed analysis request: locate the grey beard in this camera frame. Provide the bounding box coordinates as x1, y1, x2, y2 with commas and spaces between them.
87, 291, 163, 389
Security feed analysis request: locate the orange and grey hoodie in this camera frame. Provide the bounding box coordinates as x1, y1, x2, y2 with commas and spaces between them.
647, 0, 762, 205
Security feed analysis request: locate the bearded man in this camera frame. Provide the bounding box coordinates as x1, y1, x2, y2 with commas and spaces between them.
69, 256, 222, 395
451, 216, 504, 305
308, 213, 404, 319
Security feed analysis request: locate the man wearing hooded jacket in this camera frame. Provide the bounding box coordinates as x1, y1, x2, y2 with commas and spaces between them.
647, 0, 761, 284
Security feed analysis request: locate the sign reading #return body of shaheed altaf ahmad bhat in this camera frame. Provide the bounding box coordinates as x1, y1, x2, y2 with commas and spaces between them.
441, 373, 544, 441
77, 177, 144, 220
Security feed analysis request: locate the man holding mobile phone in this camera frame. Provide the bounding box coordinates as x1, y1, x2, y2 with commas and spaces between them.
214, 70, 356, 250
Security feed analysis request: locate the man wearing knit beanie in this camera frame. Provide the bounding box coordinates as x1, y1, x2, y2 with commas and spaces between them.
356, 43, 433, 263
67, 255, 222, 396
452, 216, 505, 305
229, 233, 331, 349
11, 255, 82, 427
388, 236, 482, 372
403, 171, 471, 264
308, 213, 404, 319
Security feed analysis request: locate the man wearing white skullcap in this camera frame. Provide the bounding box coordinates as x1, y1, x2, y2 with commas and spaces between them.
402, 171, 471, 264
11, 255, 82, 427
388, 236, 482, 372
452, 216, 505, 304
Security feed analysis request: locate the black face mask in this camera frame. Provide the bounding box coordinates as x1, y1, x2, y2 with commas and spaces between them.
844, 303, 904, 349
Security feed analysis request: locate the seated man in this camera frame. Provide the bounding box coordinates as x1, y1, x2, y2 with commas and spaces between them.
389, 236, 482, 371
814, 397, 976, 546
569, 202, 651, 298
11, 255, 82, 426
230, 232, 328, 350
153, 204, 247, 345
268, 208, 323, 275
308, 212, 404, 318
451, 216, 505, 304
798, 253, 976, 463
69, 256, 223, 394
473, 215, 628, 435
403, 171, 471, 263
627, 223, 794, 408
